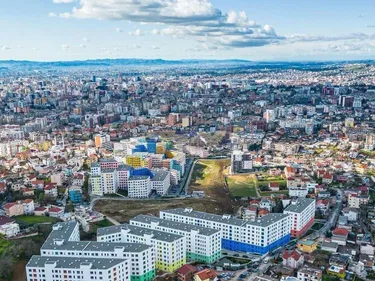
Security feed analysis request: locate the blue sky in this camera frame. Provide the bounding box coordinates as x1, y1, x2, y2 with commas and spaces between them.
1, 0, 375, 61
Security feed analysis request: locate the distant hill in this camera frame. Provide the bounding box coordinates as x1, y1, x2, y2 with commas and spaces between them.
0, 58, 253, 68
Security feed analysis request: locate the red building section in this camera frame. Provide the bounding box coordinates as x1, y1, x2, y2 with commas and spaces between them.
291, 217, 315, 237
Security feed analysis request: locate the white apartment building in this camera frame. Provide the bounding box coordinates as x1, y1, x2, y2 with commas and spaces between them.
28, 222, 156, 281
130, 215, 221, 264
160, 208, 292, 255
348, 193, 369, 208
27, 256, 130, 281
297, 266, 322, 281
283, 198, 315, 237
0, 216, 20, 238
289, 187, 309, 198
90, 163, 132, 196
97, 224, 186, 272
151, 170, 170, 195
128, 176, 151, 198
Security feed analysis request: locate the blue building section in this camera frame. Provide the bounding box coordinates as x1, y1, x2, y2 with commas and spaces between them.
132, 144, 148, 153
147, 141, 157, 154
170, 160, 183, 177
131, 168, 154, 178
221, 234, 290, 254
69, 190, 82, 203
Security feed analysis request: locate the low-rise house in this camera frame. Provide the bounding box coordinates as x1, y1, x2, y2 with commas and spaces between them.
243, 206, 257, 220
34, 207, 48, 216
3, 201, 24, 217
177, 264, 198, 281
48, 207, 64, 218
22, 188, 35, 197
342, 208, 358, 222
194, 269, 217, 281
297, 266, 322, 281
31, 180, 44, 189
316, 199, 330, 215
0, 216, 20, 237
269, 182, 280, 191
318, 191, 331, 198
282, 250, 304, 269
360, 244, 374, 255
332, 228, 349, 246
44, 183, 58, 197
321, 241, 338, 253
297, 240, 318, 253
0, 182, 6, 193
22, 199, 35, 215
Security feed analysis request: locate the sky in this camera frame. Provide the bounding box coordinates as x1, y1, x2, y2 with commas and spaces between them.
1, 0, 375, 61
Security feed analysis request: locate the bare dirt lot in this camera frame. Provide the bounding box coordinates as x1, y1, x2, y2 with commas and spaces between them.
94, 198, 236, 223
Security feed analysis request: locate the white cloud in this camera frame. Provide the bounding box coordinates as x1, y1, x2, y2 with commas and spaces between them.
48, 12, 58, 17
1, 45, 10, 51
61, 44, 70, 51
79, 44, 86, 48
59, 12, 71, 19
128, 29, 144, 36
116, 27, 123, 33
133, 44, 141, 49
82, 37, 89, 42
33, 48, 40, 52
151, 45, 160, 50
54, 0, 283, 48
53, 0, 74, 3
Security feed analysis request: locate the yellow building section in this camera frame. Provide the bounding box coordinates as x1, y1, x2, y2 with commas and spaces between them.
126, 156, 142, 168
156, 144, 166, 154
165, 150, 174, 159
155, 258, 186, 273
297, 240, 317, 253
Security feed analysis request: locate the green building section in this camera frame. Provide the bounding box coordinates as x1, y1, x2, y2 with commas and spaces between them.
187, 250, 221, 264
131, 269, 156, 281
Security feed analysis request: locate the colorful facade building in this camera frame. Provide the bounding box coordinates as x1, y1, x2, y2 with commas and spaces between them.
283, 198, 315, 237
160, 208, 291, 255
130, 215, 222, 264
97, 224, 186, 272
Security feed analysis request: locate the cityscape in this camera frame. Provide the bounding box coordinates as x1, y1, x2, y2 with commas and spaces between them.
1, 1, 375, 281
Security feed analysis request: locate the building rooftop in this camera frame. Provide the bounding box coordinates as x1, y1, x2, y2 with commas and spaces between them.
97, 223, 183, 243
284, 198, 315, 213
128, 175, 150, 181
27, 256, 126, 269
130, 214, 220, 236
151, 170, 169, 182
161, 208, 289, 228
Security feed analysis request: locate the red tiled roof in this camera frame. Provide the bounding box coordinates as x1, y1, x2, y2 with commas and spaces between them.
34, 207, 47, 212
48, 207, 63, 213
3, 202, 16, 209
196, 269, 217, 281
177, 264, 197, 276
0, 216, 15, 226
269, 182, 279, 188
333, 228, 349, 236
282, 250, 302, 261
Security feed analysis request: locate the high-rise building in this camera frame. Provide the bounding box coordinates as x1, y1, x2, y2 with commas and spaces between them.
231, 150, 253, 174
283, 198, 315, 237
130, 215, 222, 264
97, 224, 186, 272
160, 208, 291, 255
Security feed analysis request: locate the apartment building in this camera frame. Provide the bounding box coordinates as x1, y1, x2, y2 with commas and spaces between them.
151, 170, 170, 196
128, 176, 151, 198
160, 208, 291, 254
27, 256, 130, 281
283, 198, 315, 237
348, 193, 369, 208
90, 162, 132, 196
231, 150, 253, 174
130, 215, 222, 264
27, 221, 156, 281
97, 224, 186, 272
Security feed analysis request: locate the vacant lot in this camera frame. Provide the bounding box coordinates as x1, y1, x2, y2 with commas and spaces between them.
94, 198, 235, 223
226, 174, 258, 198
15, 215, 58, 225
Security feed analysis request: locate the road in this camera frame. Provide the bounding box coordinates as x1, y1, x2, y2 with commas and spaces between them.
304, 188, 343, 240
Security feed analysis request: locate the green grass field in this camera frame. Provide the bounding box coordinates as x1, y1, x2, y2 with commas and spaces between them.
15, 215, 58, 225
226, 175, 258, 197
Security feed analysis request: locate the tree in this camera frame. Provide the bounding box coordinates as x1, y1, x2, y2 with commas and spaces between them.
38, 192, 45, 204
65, 202, 75, 213
18, 239, 39, 259
325, 230, 333, 238
0, 258, 14, 280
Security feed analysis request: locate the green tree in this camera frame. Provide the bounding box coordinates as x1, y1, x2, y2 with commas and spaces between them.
0, 257, 14, 280
38, 192, 45, 204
